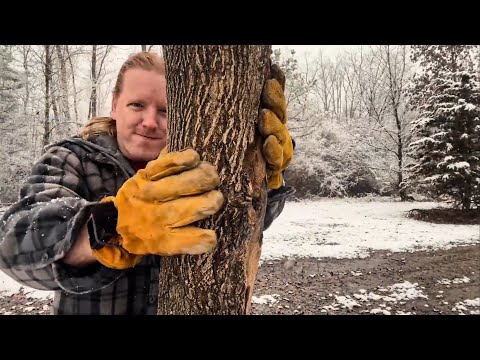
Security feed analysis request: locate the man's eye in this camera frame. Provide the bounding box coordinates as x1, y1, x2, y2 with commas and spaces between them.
157, 108, 167, 114
129, 103, 143, 108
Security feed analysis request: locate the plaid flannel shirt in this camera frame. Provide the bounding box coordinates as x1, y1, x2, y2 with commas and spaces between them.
0, 134, 290, 314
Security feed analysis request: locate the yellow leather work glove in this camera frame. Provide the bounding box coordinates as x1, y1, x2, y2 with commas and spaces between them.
259, 63, 294, 189
92, 234, 143, 270
115, 148, 224, 256
88, 195, 143, 269
89, 149, 224, 269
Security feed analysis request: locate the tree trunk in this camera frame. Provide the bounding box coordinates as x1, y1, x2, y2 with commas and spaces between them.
43, 45, 52, 147
462, 185, 472, 210
20, 45, 31, 119
395, 105, 405, 200
51, 86, 59, 125
55, 45, 71, 134
65, 46, 80, 125
158, 45, 271, 315
385, 46, 407, 200
88, 45, 97, 119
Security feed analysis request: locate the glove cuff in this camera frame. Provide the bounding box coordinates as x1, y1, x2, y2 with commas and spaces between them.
92, 237, 143, 269
87, 201, 119, 250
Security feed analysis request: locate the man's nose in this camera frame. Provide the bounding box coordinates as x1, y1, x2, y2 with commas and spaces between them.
142, 109, 159, 129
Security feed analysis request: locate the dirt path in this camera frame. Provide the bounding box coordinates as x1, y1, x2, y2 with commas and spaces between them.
1, 245, 478, 315
252, 244, 480, 315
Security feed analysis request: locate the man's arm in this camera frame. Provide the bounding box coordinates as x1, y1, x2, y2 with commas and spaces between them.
263, 175, 295, 231
0, 145, 125, 294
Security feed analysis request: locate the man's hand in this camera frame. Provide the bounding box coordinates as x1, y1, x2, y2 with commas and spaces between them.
259, 63, 294, 189
90, 149, 224, 269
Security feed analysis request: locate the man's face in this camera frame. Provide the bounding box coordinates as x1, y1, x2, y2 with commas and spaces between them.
111, 69, 167, 162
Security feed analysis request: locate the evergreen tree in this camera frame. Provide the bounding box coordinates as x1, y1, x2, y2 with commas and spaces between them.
406, 70, 480, 209
409, 45, 475, 108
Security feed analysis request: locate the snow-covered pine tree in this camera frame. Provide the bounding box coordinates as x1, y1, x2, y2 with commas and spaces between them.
409, 45, 476, 109
406, 70, 479, 209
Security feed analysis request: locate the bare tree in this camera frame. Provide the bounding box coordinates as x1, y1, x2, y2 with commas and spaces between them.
158, 45, 271, 315
64, 45, 83, 125
50, 77, 59, 128
274, 49, 319, 139
13, 45, 45, 160
342, 46, 413, 195
313, 51, 335, 113
332, 54, 344, 120
54, 45, 71, 136
88, 45, 112, 119
15, 45, 32, 118
88, 45, 97, 119
42, 45, 53, 147
382, 45, 411, 198
341, 50, 365, 120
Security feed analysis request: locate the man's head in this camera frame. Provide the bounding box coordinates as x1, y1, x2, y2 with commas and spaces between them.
111, 52, 167, 162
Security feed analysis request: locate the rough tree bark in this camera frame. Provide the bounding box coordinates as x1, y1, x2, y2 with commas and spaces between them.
158, 45, 271, 315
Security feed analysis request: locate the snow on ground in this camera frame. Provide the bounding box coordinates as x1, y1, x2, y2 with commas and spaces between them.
452, 298, 480, 315
321, 281, 428, 314
262, 199, 479, 261
251, 294, 280, 305
0, 199, 478, 300
0, 271, 53, 299
437, 276, 471, 285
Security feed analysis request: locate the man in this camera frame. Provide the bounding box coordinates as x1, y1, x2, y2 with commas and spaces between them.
0, 51, 294, 314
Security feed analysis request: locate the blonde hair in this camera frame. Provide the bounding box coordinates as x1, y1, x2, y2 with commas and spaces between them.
80, 51, 166, 140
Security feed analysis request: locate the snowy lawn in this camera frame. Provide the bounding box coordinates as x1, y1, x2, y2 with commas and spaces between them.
1, 199, 479, 299
261, 198, 479, 261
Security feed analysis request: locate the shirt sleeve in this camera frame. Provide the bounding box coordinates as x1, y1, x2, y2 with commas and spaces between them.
0, 145, 124, 294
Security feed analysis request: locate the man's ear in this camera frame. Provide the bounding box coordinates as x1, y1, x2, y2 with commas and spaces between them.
111, 98, 118, 120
